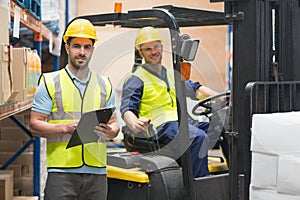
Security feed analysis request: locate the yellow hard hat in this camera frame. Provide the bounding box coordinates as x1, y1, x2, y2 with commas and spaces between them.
63, 18, 98, 43
135, 26, 163, 50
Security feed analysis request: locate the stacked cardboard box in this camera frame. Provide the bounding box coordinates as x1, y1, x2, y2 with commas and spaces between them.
0, 4, 9, 44
0, 169, 38, 200
0, 44, 12, 105
11, 197, 38, 200
250, 111, 300, 199
11, 48, 31, 102
10, 47, 41, 102
0, 109, 46, 198
0, 4, 12, 105
0, 170, 13, 200
0, 110, 42, 198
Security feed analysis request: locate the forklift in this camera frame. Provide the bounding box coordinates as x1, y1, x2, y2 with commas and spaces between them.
64, 5, 231, 200
60, 0, 300, 199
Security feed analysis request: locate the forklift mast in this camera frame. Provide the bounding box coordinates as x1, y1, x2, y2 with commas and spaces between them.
220, 0, 300, 199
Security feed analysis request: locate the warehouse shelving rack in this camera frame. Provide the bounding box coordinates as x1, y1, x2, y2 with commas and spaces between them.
0, 1, 57, 198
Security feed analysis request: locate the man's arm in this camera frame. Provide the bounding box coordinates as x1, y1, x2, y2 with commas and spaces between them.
195, 85, 219, 100
120, 76, 150, 133
30, 79, 78, 139
185, 80, 218, 100
123, 110, 150, 134
29, 110, 77, 139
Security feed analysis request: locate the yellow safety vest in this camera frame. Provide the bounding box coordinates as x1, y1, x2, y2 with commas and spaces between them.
42, 68, 112, 169
133, 66, 178, 128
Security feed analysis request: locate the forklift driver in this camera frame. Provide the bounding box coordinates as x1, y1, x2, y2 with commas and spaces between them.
120, 26, 218, 178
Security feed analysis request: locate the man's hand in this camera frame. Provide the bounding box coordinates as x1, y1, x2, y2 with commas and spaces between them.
64, 120, 79, 134
196, 85, 218, 100
94, 123, 113, 141
132, 117, 151, 134
123, 111, 151, 134
94, 114, 120, 141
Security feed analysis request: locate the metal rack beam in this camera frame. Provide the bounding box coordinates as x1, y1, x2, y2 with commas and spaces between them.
0, 98, 32, 121
10, 1, 54, 41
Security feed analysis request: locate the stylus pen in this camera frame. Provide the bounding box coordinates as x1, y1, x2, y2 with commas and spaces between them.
65, 112, 78, 120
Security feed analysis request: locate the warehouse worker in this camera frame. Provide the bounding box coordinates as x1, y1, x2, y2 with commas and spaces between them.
29, 18, 120, 200
120, 26, 218, 178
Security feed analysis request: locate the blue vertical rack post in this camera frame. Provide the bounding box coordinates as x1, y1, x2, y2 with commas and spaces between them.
33, 31, 42, 198
227, 25, 232, 90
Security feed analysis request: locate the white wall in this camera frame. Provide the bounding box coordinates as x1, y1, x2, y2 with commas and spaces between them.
79, 1, 228, 91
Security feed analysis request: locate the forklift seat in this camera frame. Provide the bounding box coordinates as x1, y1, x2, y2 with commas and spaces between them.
122, 125, 161, 153
122, 125, 228, 174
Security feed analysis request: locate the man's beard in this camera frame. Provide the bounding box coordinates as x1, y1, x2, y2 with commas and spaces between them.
70, 56, 89, 69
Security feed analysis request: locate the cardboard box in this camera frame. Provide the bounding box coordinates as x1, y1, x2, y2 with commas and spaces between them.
0, 114, 25, 127
0, 127, 31, 141
0, 152, 33, 166
20, 177, 33, 196
0, 44, 12, 105
250, 185, 300, 200
11, 47, 31, 102
11, 197, 38, 200
0, 140, 23, 152
250, 111, 300, 197
251, 111, 300, 154
0, 5, 9, 44
251, 152, 300, 196
0, 170, 14, 200
14, 177, 33, 196
277, 155, 300, 196
21, 165, 33, 177
6, 165, 22, 178
251, 152, 278, 189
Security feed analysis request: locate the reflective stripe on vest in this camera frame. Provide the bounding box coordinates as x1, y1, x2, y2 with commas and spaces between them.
133, 66, 178, 128
42, 68, 112, 168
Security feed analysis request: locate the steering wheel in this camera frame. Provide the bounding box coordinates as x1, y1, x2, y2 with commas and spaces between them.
192, 91, 231, 117
191, 91, 231, 161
